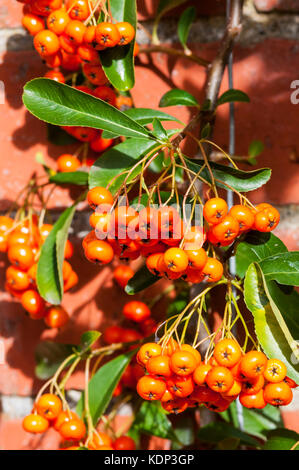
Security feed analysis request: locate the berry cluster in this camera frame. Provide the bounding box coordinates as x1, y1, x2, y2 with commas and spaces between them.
136, 339, 297, 414
83, 187, 280, 285
1, 215, 76, 327
22, 393, 135, 450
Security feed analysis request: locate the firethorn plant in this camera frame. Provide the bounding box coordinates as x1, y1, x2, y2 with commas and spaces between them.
10, 0, 299, 451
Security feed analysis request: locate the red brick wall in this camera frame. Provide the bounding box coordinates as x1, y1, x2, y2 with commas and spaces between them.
0, 0, 299, 450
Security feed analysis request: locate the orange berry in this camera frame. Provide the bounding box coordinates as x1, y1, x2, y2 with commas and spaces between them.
22, 414, 49, 434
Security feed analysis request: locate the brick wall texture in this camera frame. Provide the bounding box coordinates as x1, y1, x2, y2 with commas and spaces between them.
0, 0, 299, 450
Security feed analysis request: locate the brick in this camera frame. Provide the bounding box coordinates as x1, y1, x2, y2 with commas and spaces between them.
254, 0, 299, 12
0, 1, 23, 29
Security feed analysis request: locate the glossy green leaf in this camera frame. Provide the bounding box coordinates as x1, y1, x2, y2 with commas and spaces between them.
249, 140, 264, 157
266, 281, 299, 341
129, 401, 177, 440
235, 231, 287, 278
178, 6, 196, 49
89, 130, 177, 193
159, 89, 198, 108
244, 263, 299, 382
101, 108, 181, 138
259, 252, 299, 286
35, 341, 75, 380
197, 422, 259, 448
217, 89, 250, 106
98, 0, 136, 91
37, 204, 77, 304
125, 264, 160, 295
263, 429, 299, 450
23, 79, 152, 140
76, 351, 135, 424
185, 158, 271, 192
49, 171, 89, 187
222, 402, 282, 440
78, 331, 101, 354
152, 118, 168, 141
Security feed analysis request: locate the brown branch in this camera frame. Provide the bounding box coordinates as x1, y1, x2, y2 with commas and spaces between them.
138, 45, 210, 68
171, 0, 244, 149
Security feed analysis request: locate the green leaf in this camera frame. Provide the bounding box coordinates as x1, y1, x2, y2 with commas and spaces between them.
23, 79, 152, 140
76, 351, 135, 424
125, 264, 160, 295
78, 331, 101, 354
185, 158, 271, 192
222, 402, 282, 440
101, 108, 181, 139
197, 422, 259, 448
235, 231, 287, 279
35, 341, 75, 380
152, 118, 168, 141
47, 123, 77, 146
263, 429, 299, 450
49, 171, 89, 187
171, 415, 195, 449
259, 252, 299, 286
178, 6, 196, 49
159, 89, 198, 108
217, 89, 250, 106
98, 0, 136, 91
266, 281, 299, 341
201, 122, 211, 139
89, 130, 177, 194
249, 140, 264, 158
37, 204, 77, 304
130, 401, 176, 440
244, 263, 299, 383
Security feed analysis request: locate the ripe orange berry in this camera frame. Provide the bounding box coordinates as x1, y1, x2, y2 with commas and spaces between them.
57, 154, 80, 172
113, 265, 134, 288
85, 239, 114, 264
229, 205, 255, 232
36, 394, 62, 420
163, 247, 189, 273
47, 8, 70, 34
137, 375, 166, 400
87, 186, 114, 210
22, 13, 45, 35
193, 364, 212, 385
44, 70, 65, 83
68, 0, 91, 21
264, 358, 287, 383
88, 431, 113, 449
95, 22, 121, 48
34, 30, 60, 57
21, 290, 46, 319
93, 86, 117, 106
254, 206, 280, 232
6, 265, 30, 291
137, 342, 162, 366
264, 381, 293, 406
210, 215, 239, 244
113, 436, 136, 450
222, 379, 242, 398
44, 306, 69, 328
54, 410, 78, 431
59, 419, 86, 441
82, 63, 108, 85
122, 300, 151, 323
64, 19, 86, 44
64, 239, 74, 259
206, 366, 234, 393
166, 375, 194, 398
146, 355, 172, 378
0, 215, 14, 233
78, 44, 101, 65
169, 350, 197, 376
83, 25, 96, 43
203, 198, 228, 225
181, 344, 201, 365
213, 339, 242, 368
8, 243, 34, 270
239, 351, 267, 379
161, 397, 189, 414
115, 22, 135, 46
22, 414, 49, 434
239, 390, 266, 409
202, 257, 223, 282
241, 375, 265, 395
185, 248, 207, 270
